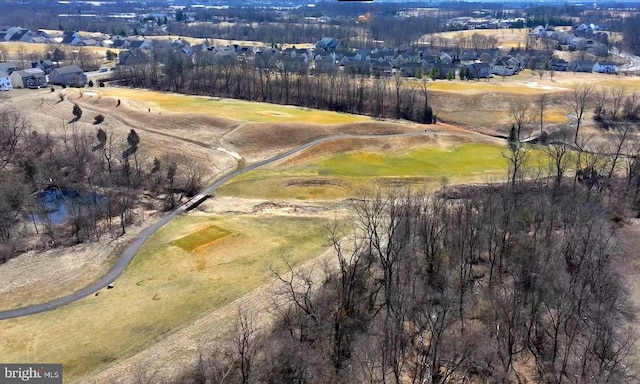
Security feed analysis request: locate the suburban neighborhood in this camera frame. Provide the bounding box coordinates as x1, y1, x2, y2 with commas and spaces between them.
0, 18, 626, 93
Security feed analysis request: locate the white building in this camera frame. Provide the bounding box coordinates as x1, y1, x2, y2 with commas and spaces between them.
0, 71, 12, 91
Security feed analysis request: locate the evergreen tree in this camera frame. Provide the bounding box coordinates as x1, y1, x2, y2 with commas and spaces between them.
429, 67, 439, 81
508, 124, 518, 151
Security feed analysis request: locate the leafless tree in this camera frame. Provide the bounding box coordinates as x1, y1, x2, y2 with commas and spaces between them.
610, 87, 626, 121
535, 93, 549, 135
569, 84, 595, 147
508, 99, 534, 141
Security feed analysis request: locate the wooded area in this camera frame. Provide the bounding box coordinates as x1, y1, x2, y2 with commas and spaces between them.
117, 61, 435, 124
177, 175, 639, 383
0, 106, 201, 262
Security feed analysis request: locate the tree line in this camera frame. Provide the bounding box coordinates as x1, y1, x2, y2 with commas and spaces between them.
116, 58, 435, 124
0, 104, 202, 262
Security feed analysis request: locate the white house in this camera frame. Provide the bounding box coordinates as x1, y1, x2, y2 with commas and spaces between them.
529, 25, 545, 37
0, 71, 12, 91
491, 56, 520, 76
593, 62, 617, 74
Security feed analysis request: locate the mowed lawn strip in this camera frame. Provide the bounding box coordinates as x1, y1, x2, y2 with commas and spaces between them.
170, 225, 231, 252
0, 215, 329, 383
95, 88, 370, 124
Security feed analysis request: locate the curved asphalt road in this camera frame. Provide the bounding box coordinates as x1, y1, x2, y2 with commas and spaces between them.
0, 131, 433, 320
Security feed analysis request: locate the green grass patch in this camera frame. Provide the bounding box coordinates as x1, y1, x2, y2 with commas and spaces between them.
219, 143, 546, 200
170, 225, 231, 251
0, 215, 330, 383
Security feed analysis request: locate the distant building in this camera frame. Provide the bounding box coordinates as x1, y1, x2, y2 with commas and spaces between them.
0, 62, 19, 75
0, 71, 12, 91
9, 68, 46, 88
315, 37, 340, 52
49, 65, 87, 86
593, 62, 617, 74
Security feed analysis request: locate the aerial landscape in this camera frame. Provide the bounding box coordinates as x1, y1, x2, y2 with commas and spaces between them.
5, 0, 640, 383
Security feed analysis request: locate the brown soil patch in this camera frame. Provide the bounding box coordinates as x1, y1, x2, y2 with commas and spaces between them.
256, 110, 293, 117
285, 178, 346, 188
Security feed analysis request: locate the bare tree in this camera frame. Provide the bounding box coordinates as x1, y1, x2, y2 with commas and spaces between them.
508, 99, 534, 141
535, 93, 549, 135
569, 84, 595, 147
610, 87, 626, 121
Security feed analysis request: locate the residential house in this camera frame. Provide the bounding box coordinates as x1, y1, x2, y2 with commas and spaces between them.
588, 43, 609, 57
112, 38, 127, 49
491, 56, 520, 76
7, 28, 31, 42
593, 62, 617, 74
552, 31, 574, 45
466, 62, 492, 79
548, 58, 568, 71
9, 68, 46, 88
391, 53, 407, 68
282, 56, 309, 74
365, 52, 387, 63
254, 48, 280, 69
31, 36, 48, 44
568, 60, 594, 73
315, 37, 340, 52
529, 25, 546, 37
31, 60, 55, 74
0, 62, 19, 75
314, 57, 337, 73
128, 40, 151, 50
118, 50, 149, 66
371, 61, 393, 77
435, 65, 457, 80
569, 37, 588, 51
61, 31, 83, 46
2, 27, 21, 40
213, 48, 237, 65
0, 71, 12, 91
81, 39, 99, 47
49, 65, 87, 86
399, 62, 423, 77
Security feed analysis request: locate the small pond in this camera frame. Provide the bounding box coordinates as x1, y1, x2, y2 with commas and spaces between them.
31, 187, 103, 225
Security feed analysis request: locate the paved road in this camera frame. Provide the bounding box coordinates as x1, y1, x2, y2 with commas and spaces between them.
0, 131, 433, 320
613, 49, 640, 72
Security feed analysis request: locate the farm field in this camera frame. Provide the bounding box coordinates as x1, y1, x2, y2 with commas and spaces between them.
0, 214, 330, 383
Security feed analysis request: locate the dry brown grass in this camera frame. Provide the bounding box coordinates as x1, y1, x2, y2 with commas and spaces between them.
421, 28, 530, 48
223, 120, 427, 162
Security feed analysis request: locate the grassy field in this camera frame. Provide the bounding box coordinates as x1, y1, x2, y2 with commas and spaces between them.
421, 28, 530, 48
218, 142, 549, 199
95, 88, 370, 124
0, 42, 120, 56
0, 215, 329, 383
